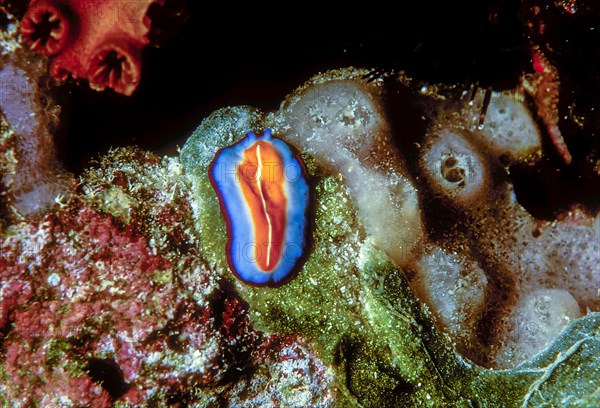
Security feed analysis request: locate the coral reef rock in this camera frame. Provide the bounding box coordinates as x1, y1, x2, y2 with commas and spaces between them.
0, 147, 333, 407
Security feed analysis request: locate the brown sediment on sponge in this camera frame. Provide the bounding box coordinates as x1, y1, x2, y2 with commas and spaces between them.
271, 67, 599, 368
412, 87, 598, 367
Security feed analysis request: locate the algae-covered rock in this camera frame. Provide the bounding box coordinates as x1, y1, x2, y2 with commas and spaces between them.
0, 144, 334, 407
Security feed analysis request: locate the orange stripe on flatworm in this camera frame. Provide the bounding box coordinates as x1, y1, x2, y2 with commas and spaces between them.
237, 140, 287, 271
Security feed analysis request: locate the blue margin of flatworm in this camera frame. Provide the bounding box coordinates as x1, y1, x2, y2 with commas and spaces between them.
209, 128, 310, 286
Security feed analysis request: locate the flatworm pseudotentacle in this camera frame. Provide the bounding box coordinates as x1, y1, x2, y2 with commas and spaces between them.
209, 129, 310, 286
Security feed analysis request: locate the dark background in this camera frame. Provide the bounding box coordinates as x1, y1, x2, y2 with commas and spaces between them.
51, 0, 599, 219
61, 1, 530, 168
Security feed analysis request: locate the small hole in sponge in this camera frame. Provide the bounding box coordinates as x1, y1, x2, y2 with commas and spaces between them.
441, 157, 466, 184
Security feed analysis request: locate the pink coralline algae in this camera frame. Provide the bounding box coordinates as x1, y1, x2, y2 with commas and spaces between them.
20, 0, 167, 95
0, 147, 334, 406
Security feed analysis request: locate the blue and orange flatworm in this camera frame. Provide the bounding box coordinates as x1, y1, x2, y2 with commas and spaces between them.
209, 128, 310, 286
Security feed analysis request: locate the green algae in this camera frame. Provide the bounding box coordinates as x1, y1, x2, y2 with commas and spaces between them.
180, 106, 600, 408
89, 186, 136, 224
180, 106, 265, 273
151, 268, 173, 286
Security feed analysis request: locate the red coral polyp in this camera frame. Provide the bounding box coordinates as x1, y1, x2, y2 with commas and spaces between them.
21, 1, 70, 55
20, 0, 166, 96
87, 43, 141, 95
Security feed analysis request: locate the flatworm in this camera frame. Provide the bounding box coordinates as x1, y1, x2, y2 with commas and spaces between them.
209, 128, 310, 286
